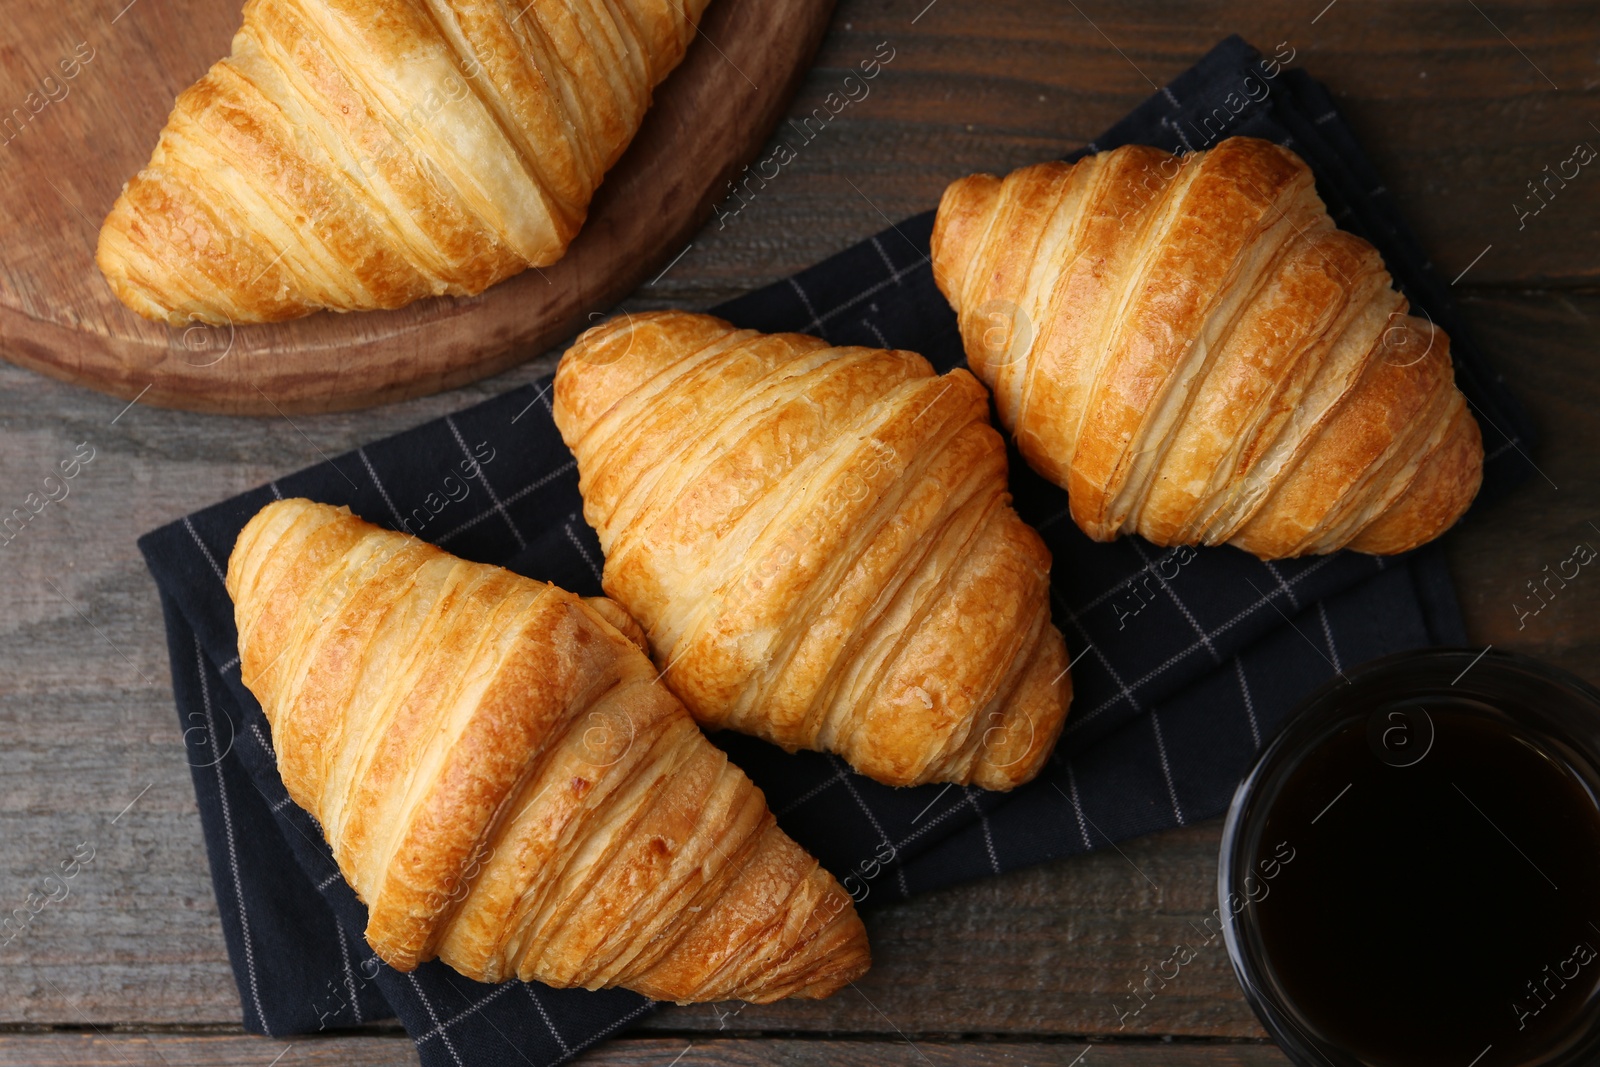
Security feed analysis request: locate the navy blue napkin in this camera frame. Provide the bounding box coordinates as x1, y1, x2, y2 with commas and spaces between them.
138, 34, 1531, 1066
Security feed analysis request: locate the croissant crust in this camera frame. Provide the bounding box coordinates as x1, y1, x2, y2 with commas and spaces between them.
931, 136, 1483, 559
97, 0, 711, 324
554, 310, 1071, 791
226, 498, 869, 1004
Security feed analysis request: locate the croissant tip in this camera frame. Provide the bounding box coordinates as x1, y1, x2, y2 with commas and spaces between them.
95, 210, 182, 327
931, 172, 1003, 302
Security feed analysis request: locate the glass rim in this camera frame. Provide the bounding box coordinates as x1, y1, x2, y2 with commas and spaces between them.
1218, 647, 1600, 1067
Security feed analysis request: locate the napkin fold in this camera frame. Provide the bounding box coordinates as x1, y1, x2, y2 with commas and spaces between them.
138, 34, 1532, 1066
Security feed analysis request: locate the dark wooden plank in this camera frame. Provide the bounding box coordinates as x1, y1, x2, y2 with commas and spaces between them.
656, 0, 1599, 310
0, 1034, 1292, 1066
1445, 289, 1600, 682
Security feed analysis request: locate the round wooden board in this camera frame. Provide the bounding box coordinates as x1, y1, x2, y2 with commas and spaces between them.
0, 0, 834, 414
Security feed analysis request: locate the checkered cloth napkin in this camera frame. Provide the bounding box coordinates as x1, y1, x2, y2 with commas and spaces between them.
138, 35, 1533, 1066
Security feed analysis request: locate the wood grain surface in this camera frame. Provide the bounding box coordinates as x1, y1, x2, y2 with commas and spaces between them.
0, 1034, 1296, 1066
0, 0, 1596, 1065
0, 0, 834, 414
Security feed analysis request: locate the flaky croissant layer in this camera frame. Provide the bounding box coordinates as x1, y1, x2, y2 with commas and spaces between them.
554, 311, 1071, 791
226, 498, 869, 1003
98, 0, 711, 324
932, 136, 1483, 559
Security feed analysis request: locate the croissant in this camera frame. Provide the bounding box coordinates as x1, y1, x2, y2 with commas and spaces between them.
930, 136, 1483, 559
96, 0, 711, 325
226, 498, 869, 1003
552, 311, 1071, 791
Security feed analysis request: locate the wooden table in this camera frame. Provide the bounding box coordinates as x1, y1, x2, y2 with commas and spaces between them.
1, 1, 1594, 1064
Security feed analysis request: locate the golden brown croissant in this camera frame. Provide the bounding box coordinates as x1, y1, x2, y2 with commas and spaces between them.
226, 497, 869, 1003
931, 136, 1483, 559
97, 0, 711, 325
552, 310, 1071, 791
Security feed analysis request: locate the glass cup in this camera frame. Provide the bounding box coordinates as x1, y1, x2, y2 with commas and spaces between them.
1219, 648, 1600, 1067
